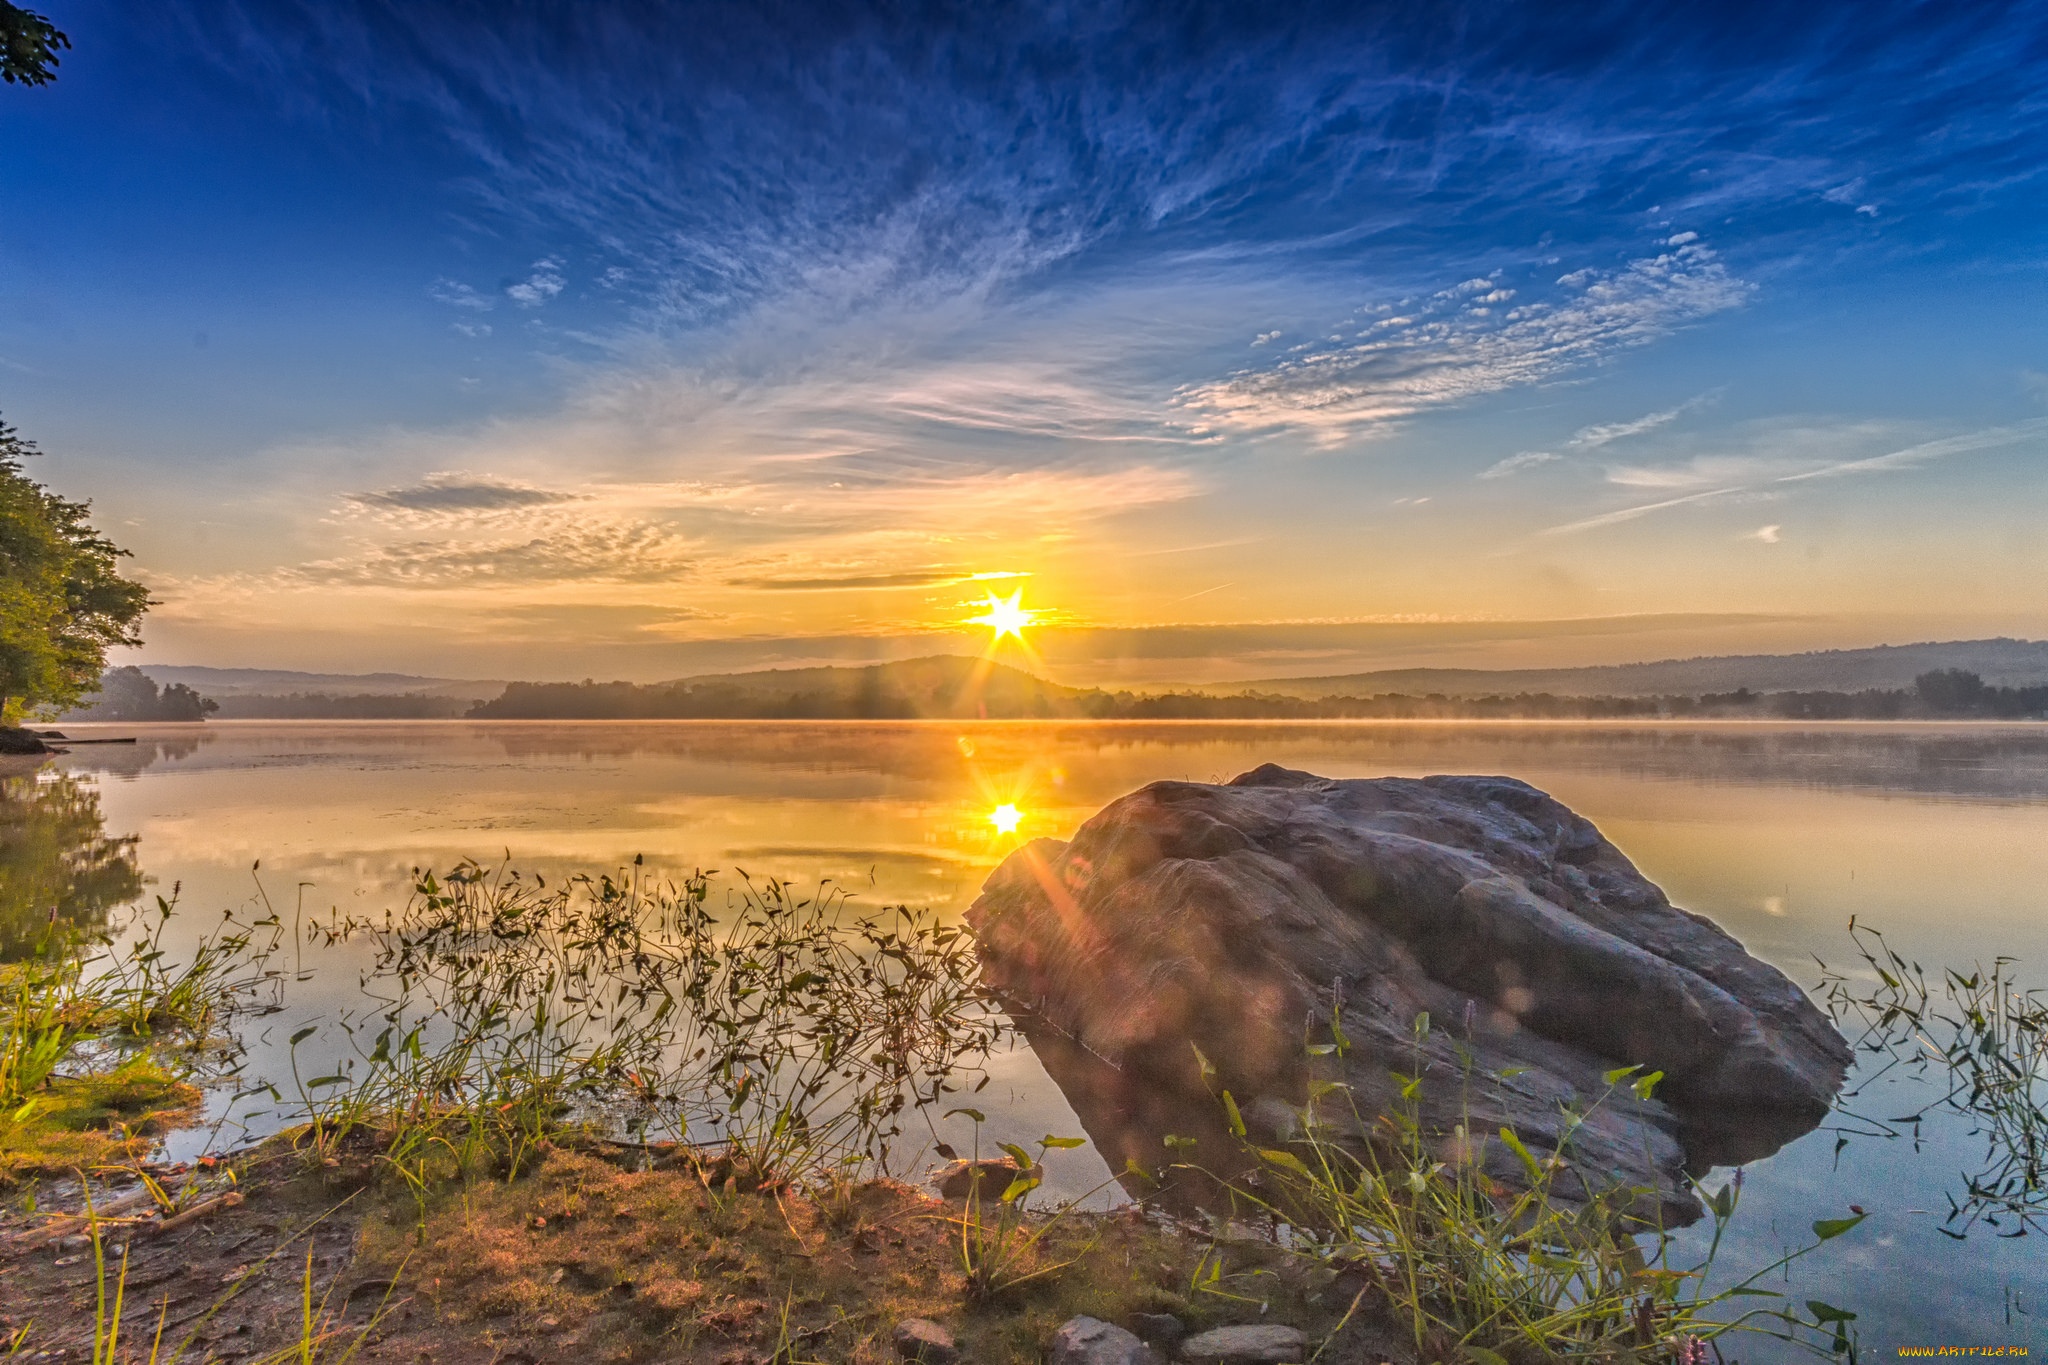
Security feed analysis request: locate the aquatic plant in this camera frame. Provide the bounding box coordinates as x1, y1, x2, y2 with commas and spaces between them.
1196, 1011, 1866, 1363
1819, 919, 2048, 1235
259, 860, 1008, 1212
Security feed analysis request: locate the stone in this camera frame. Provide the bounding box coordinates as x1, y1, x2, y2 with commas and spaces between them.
892, 1318, 958, 1364
967, 766, 1852, 1223
0, 727, 51, 755
931, 1156, 1041, 1200
1180, 1325, 1307, 1365
1127, 1312, 1185, 1349
1050, 1316, 1150, 1365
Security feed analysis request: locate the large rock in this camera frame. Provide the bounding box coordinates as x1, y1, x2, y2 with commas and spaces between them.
966, 766, 1850, 1222
1180, 1325, 1307, 1365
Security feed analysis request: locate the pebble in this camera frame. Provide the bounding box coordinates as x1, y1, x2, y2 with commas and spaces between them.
1050, 1316, 1150, 1365
1127, 1312, 1185, 1350
1180, 1324, 1308, 1365
893, 1318, 959, 1364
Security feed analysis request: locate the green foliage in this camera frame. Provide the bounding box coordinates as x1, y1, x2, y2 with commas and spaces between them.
0, 1, 67, 87
0, 766, 142, 960
264, 861, 1008, 1220
1203, 1014, 1865, 1362
0, 418, 150, 720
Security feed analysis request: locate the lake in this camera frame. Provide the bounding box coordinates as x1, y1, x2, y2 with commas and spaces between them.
10, 718, 2048, 1352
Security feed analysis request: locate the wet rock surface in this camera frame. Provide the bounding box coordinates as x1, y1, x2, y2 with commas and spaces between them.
967, 765, 1852, 1222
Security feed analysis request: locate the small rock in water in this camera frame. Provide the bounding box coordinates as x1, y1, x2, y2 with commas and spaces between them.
893, 1318, 959, 1364
931, 1156, 1040, 1199
1051, 1316, 1150, 1365
1181, 1324, 1308, 1365
1126, 1312, 1185, 1349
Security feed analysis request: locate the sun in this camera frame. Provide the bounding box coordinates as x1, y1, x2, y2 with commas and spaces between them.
987, 803, 1023, 835
967, 590, 1035, 642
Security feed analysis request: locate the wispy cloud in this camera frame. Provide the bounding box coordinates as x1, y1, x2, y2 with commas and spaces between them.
1545, 417, 2048, 535
1479, 450, 1560, 479
1179, 244, 1752, 439
1567, 392, 1716, 449
285, 522, 698, 588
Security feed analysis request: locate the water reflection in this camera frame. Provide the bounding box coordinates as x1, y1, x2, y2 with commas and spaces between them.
0, 762, 144, 959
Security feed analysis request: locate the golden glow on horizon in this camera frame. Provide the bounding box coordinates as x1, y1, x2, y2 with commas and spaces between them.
967, 589, 1036, 642
987, 802, 1023, 834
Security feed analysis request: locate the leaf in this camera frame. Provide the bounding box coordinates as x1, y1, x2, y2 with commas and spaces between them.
1191, 1042, 1217, 1081
934, 1143, 959, 1161
1602, 1063, 1642, 1086
1000, 1174, 1041, 1204
1498, 1128, 1543, 1183
1811, 1213, 1867, 1242
1040, 1136, 1086, 1149
1467, 1349, 1511, 1365
289, 1026, 318, 1047
305, 1074, 347, 1089
1710, 1183, 1736, 1220
1631, 1069, 1665, 1101
1806, 1300, 1859, 1324
998, 1142, 1035, 1171
945, 1107, 987, 1124
1256, 1147, 1313, 1178
1221, 1090, 1247, 1138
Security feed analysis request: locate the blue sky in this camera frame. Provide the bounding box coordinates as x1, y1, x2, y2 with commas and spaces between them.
4, 0, 2047, 682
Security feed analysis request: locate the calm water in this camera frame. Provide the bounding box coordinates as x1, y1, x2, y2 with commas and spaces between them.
10, 719, 2048, 1352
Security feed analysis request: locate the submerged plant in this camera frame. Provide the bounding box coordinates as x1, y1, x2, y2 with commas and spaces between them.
1818, 918, 2048, 1235
1200, 1011, 1865, 1363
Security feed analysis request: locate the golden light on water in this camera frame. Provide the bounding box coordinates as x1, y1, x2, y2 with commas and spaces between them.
987, 802, 1024, 835
967, 589, 1035, 642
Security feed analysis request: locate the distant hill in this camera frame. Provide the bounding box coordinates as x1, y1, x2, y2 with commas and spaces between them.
475, 655, 1103, 719
1212, 638, 2048, 700
137, 666, 504, 700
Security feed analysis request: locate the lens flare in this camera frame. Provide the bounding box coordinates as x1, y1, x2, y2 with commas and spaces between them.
968, 590, 1034, 642
987, 803, 1023, 834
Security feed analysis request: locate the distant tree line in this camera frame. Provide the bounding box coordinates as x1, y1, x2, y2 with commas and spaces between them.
467, 669, 2048, 722
210, 692, 474, 720
62, 666, 217, 722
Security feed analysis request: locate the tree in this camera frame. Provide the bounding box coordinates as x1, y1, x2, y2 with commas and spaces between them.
0, 1, 68, 87
64, 666, 218, 721
0, 417, 151, 723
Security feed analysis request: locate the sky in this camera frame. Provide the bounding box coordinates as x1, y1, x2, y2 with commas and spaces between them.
3, 0, 2048, 685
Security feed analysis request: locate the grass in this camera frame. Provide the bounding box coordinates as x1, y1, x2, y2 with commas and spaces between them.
347, 1138, 1336, 1365
1192, 1011, 1868, 1364
0, 892, 272, 1186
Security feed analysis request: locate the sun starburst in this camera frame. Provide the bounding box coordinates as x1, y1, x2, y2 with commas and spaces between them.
987, 803, 1023, 834
967, 590, 1035, 642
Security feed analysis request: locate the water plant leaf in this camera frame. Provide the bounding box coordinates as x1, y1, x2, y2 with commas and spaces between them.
1631, 1069, 1665, 1101
1602, 1063, 1642, 1086
1221, 1089, 1247, 1138
1811, 1212, 1867, 1241
944, 1107, 986, 1123
1805, 1299, 1858, 1323
1039, 1135, 1085, 1149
